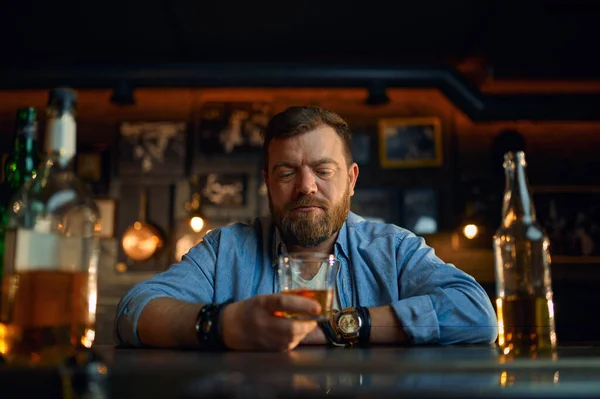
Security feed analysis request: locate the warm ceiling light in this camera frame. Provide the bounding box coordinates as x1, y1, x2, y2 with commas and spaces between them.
190, 216, 204, 232
463, 224, 478, 239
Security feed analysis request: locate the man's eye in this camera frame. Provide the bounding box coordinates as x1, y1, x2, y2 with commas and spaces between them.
280, 172, 294, 178
316, 170, 333, 176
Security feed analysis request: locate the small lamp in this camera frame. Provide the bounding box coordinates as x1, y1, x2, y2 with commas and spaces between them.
172, 186, 213, 263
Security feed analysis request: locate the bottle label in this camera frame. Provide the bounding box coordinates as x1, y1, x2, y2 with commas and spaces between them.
6, 228, 84, 272
45, 114, 76, 167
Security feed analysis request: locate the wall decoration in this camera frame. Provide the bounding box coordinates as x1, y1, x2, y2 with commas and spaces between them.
188, 160, 260, 223
533, 186, 600, 262
196, 102, 271, 155
378, 117, 443, 168
118, 121, 187, 176
351, 132, 371, 165
77, 153, 103, 181
403, 188, 438, 235
199, 172, 247, 207
351, 188, 400, 224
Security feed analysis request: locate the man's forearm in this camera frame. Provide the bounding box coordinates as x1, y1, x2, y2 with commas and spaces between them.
137, 297, 204, 348
369, 305, 409, 344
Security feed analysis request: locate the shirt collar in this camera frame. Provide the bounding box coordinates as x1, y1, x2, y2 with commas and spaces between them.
271, 225, 288, 267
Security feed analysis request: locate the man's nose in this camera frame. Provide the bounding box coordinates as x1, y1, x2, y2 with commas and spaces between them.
296, 168, 317, 195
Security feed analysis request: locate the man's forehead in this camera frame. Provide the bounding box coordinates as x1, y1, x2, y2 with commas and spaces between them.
269, 127, 342, 152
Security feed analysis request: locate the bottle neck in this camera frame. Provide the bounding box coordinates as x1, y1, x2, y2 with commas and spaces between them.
501, 157, 536, 226
3, 124, 39, 191
44, 111, 76, 168
13, 119, 38, 154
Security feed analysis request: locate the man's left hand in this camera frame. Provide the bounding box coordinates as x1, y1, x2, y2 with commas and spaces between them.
300, 323, 328, 345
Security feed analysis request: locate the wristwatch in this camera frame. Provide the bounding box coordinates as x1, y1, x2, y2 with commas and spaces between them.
335, 307, 371, 347
320, 306, 371, 347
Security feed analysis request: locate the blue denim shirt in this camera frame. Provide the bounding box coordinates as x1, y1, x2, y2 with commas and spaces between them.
115, 212, 498, 346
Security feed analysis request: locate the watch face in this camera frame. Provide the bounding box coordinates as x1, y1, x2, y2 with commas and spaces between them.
338, 313, 361, 334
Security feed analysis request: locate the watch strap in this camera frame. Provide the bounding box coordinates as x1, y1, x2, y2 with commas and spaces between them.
195, 300, 232, 350
319, 319, 345, 347
357, 306, 371, 347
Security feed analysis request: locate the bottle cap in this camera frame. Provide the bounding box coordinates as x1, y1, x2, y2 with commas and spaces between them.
48, 88, 77, 113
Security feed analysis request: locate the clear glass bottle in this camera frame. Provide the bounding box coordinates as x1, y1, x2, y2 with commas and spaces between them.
0, 88, 100, 366
494, 151, 557, 359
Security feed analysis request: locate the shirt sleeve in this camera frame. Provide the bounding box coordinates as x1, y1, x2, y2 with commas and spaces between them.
114, 233, 219, 347
390, 233, 498, 344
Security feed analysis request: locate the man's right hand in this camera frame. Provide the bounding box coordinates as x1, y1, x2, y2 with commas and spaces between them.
220, 294, 322, 351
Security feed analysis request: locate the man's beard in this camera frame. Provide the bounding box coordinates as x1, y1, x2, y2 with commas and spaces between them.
269, 185, 351, 248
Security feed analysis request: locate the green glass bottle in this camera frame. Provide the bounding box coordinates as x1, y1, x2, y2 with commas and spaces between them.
0, 107, 40, 290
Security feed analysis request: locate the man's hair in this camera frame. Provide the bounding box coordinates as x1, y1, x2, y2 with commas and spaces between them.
262, 106, 353, 172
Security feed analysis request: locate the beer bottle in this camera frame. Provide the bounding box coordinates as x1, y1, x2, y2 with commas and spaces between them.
0, 107, 40, 301
493, 151, 557, 359
0, 88, 100, 366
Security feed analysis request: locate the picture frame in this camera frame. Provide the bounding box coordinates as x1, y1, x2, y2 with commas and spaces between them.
532, 185, 600, 263
351, 132, 371, 165
378, 117, 443, 168
186, 160, 259, 223
118, 121, 187, 177
95, 197, 117, 239
195, 102, 271, 155
77, 153, 103, 182
199, 172, 248, 208
351, 188, 401, 225
403, 188, 439, 235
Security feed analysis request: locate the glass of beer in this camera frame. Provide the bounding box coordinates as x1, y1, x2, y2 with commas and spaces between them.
277, 252, 338, 321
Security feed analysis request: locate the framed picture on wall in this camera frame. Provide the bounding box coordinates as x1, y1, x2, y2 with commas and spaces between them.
403, 188, 438, 235
118, 121, 187, 177
533, 185, 600, 263
378, 117, 443, 168
77, 153, 103, 182
351, 132, 371, 165
189, 160, 260, 222
195, 102, 271, 155
199, 172, 248, 207
351, 188, 400, 224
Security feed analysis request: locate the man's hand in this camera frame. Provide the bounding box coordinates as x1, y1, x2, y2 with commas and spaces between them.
300, 323, 328, 345
221, 294, 321, 351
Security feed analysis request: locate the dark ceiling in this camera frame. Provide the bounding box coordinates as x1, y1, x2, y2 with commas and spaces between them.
2, 0, 600, 79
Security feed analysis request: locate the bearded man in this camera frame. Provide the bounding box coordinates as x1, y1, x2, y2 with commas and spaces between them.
115, 106, 497, 351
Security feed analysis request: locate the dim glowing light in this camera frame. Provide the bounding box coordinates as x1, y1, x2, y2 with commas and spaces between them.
190, 216, 204, 232
500, 371, 507, 387
81, 328, 96, 348
0, 323, 7, 354
463, 224, 478, 239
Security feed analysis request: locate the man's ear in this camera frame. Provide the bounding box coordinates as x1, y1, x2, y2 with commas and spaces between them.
348, 163, 359, 196
262, 169, 268, 186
